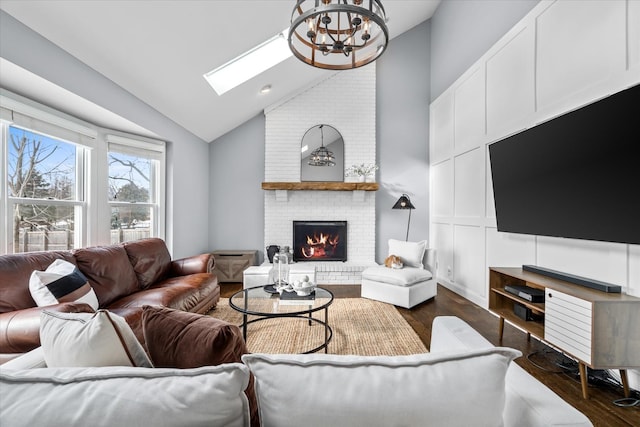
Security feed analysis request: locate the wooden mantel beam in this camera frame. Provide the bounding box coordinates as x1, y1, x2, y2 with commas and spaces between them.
261, 182, 379, 191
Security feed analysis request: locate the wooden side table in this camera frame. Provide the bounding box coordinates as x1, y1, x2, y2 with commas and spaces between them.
211, 250, 258, 283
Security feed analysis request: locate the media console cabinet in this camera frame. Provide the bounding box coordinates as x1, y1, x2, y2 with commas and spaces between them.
489, 267, 640, 399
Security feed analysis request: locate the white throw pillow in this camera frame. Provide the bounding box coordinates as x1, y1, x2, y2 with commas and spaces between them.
29, 259, 99, 310
243, 347, 521, 427
40, 310, 152, 368
388, 239, 427, 268
0, 365, 250, 427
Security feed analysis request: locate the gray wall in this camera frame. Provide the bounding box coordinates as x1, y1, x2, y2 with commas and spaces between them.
0, 10, 211, 259
208, 113, 266, 263
430, 0, 539, 101
376, 20, 431, 263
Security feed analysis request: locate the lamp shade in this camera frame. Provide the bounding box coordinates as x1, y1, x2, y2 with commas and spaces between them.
392, 194, 415, 210
393, 194, 415, 241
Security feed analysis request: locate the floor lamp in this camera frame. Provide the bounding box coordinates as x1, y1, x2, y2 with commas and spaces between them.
392, 194, 415, 241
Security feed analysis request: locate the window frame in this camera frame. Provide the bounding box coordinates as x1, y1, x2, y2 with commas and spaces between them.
0, 91, 166, 254
107, 134, 166, 243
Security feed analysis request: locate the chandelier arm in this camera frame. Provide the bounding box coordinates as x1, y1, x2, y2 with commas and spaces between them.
315, 15, 324, 45
323, 19, 338, 45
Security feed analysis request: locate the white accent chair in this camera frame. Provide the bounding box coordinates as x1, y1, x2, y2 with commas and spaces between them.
361, 240, 437, 309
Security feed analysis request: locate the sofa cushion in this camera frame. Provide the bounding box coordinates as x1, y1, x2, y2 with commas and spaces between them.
0, 364, 250, 427
29, 259, 99, 310
142, 305, 246, 367
123, 238, 172, 289
109, 274, 219, 313
361, 265, 433, 286
0, 251, 76, 313
243, 347, 521, 427
388, 239, 427, 268
142, 305, 259, 427
73, 245, 139, 306
0, 346, 47, 370
40, 309, 152, 368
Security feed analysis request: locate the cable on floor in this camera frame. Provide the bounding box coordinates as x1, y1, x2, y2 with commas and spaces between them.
613, 397, 640, 408
526, 348, 572, 374
526, 347, 640, 408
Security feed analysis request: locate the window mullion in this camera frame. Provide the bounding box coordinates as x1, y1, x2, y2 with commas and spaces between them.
7, 197, 82, 207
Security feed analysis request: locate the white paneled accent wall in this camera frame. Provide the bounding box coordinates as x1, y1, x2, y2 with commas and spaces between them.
264, 67, 377, 284
430, 0, 640, 306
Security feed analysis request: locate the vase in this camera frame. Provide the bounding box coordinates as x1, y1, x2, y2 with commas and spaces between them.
269, 248, 290, 288
266, 245, 280, 263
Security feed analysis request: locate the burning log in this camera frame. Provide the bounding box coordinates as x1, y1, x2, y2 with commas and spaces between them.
301, 232, 340, 259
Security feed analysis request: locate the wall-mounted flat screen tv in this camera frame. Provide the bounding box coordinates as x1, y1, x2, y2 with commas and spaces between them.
488, 83, 640, 245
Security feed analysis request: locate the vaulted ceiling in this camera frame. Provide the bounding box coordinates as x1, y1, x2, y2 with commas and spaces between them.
0, 1, 440, 143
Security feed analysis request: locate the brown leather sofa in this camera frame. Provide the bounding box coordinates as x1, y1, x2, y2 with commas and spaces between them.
0, 238, 220, 363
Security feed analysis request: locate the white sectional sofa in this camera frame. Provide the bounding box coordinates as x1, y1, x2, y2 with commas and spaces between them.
0, 316, 592, 427
430, 316, 592, 427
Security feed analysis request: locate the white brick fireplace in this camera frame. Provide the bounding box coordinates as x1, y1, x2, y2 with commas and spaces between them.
263, 67, 377, 284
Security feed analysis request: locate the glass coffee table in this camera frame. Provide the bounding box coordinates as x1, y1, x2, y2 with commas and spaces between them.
229, 285, 334, 354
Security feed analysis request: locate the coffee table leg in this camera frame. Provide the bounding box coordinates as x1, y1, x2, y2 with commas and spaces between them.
242, 292, 249, 342
308, 306, 312, 326
324, 306, 329, 353
242, 313, 248, 342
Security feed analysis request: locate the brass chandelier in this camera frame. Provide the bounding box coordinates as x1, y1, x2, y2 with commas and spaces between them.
288, 0, 389, 70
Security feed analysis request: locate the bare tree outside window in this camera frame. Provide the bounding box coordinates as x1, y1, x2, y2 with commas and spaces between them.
108, 151, 153, 242
7, 127, 78, 252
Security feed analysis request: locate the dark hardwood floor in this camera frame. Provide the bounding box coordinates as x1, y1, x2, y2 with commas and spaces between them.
219, 282, 640, 426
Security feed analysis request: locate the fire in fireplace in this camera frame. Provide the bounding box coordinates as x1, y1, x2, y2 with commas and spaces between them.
293, 221, 347, 262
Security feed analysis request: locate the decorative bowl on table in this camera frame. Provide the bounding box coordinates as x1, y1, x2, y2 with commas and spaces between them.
292, 280, 316, 296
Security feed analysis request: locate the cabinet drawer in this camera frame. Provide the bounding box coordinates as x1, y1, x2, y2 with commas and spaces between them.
545, 288, 593, 364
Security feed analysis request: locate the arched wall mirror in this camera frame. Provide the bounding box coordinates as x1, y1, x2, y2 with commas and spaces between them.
300, 124, 344, 182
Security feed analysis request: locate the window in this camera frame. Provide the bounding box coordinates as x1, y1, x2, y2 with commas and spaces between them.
1, 92, 165, 254
203, 28, 291, 95
7, 126, 84, 252
108, 135, 165, 244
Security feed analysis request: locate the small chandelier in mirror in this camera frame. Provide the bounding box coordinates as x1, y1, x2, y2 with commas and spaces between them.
308, 125, 336, 166
289, 0, 389, 70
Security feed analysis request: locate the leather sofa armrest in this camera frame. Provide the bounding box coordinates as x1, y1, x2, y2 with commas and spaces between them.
0, 302, 95, 354
170, 253, 214, 276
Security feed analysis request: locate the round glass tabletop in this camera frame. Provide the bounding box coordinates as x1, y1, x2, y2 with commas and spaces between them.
229, 285, 334, 316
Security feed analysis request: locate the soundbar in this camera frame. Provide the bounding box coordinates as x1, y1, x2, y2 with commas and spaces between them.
522, 265, 621, 293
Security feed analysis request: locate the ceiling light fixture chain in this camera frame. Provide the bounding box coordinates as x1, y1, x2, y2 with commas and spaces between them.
289, 0, 389, 70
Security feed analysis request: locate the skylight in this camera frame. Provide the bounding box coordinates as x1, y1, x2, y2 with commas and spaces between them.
204, 29, 292, 96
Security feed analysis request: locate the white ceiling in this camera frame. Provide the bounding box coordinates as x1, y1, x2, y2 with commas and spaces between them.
0, 1, 440, 143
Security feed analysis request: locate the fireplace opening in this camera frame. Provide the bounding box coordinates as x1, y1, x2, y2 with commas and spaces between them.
293, 221, 347, 262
